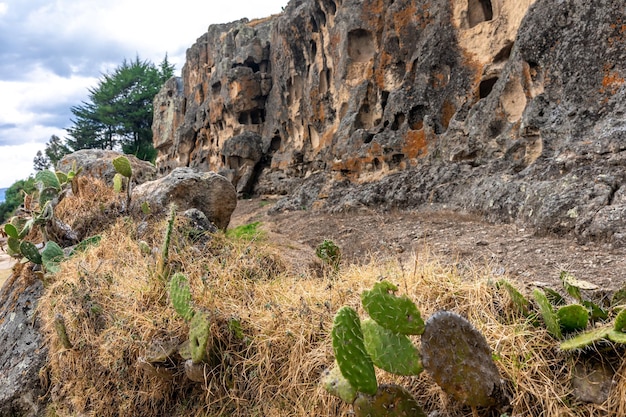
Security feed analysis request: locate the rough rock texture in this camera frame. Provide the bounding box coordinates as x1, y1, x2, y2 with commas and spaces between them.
0, 266, 47, 417
153, 0, 626, 245
57, 149, 157, 186
132, 167, 237, 230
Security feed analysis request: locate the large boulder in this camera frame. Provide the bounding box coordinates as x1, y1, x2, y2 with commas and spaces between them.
132, 167, 237, 230
219, 131, 263, 196
0, 267, 47, 417
57, 149, 157, 186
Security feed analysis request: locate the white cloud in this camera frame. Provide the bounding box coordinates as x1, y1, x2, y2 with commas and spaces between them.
0, 142, 47, 188
0, 3, 7, 16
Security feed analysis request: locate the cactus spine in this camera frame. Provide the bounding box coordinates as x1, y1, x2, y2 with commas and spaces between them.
361, 281, 424, 335
189, 311, 210, 364
361, 318, 422, 376
170, 273, 195, 321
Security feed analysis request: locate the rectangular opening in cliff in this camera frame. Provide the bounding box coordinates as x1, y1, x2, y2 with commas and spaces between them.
468, 0, 493, 28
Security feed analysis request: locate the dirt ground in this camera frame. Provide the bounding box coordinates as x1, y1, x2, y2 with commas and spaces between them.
230, 197, 626, 295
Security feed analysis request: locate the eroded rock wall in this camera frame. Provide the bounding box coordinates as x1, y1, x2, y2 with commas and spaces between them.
153, 0, 626, 245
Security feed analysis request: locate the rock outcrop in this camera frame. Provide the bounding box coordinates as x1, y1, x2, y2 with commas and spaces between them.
153, 0, 626, 245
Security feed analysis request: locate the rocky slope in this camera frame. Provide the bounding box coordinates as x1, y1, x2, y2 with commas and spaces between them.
152, 0, 626, 246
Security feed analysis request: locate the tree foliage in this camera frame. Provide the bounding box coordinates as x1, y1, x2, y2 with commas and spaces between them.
33, 150, 50, 172
0, 177, 36, 221
46, 55, 174, 164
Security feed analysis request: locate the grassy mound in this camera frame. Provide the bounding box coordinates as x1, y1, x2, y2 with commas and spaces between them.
21, 178, 626, 416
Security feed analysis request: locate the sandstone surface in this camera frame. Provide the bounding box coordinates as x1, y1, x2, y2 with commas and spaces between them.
153, 0, 626, 245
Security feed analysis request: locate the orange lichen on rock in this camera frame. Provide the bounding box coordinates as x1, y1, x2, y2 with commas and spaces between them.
441, 99, 456, 130
601, 63, 625, 96
403, 129, 428, 159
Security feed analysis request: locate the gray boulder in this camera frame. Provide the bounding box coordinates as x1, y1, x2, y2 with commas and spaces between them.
219, 131, 263, 196
132, 167, 237, 230
57, 149, 157, 186
0, 270, 47, 417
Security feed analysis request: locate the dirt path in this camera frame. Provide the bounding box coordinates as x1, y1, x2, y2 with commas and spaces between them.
230, 197, 626, 294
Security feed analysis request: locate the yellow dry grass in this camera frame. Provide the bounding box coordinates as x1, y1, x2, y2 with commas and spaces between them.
32, 178, 626, 416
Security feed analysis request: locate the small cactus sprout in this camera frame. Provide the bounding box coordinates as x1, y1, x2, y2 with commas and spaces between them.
560, 271, 598, 302
497, 279, 531, 317
533, 289, 562, 339
361, 281, 425, 335
560, 327, 611, 351
20, 241, 42, 264
170, 273, 194, 321
113, 173, 124, 193
421, 311, 503, 408
189, 310, 210, 364
321, 364, 358, 403
556, 304, 589, 333
157, 205, 177, 280
614, 308, 626, 333
332, 306, 378, 395
361, 318, 423, 376
112, 155, 132, 178
353, 384, 426, 417
316, 239, 342, 271
41, 241, 65, 273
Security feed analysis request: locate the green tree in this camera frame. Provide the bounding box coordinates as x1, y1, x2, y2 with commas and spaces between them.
44, 134, 72, 167
33, 150, 50, 171
66, 55, 174, 161
0, 177, 36, 221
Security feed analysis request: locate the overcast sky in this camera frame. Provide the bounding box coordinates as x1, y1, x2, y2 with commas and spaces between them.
0, 0, 288, 188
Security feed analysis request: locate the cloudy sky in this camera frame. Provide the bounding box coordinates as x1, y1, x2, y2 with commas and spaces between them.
0, 0, 287, 188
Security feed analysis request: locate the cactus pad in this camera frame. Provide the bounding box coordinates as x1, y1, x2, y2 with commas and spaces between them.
113, 173, 124, 193
41, 241, 65, 273
560, 327, 611, 351
353, 384, 426, 417
608, 329, 626, 344
112, 155, 132, 178
189, 310, 210, 363
533, 289, 562, 339
4, 223, 18, 239
332, 306, 378, 395
35, 169, 61, 190
321, 365, 358, 403
421, 311, 502, 408
556, 304, 589, 333
497, 279, 530, 317
614, 308, 626, 332
582, 300, 608, 322
20, 241, 42, 264
170, 273, 194, 321
361, 318, 422, 376
361, 281, 424, 335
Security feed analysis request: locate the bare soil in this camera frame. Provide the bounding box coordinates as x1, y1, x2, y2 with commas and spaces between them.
230, 197, 626, 294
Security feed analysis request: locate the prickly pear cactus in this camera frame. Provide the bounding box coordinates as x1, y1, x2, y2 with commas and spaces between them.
560, 327, 611, 351
3, 223, 18, 239
361, 281, 425, 335
20, 241, 42, 264
112, 155, 132, 178
556, 304, 589, 333
497, 279, 530, 317
614, 308, 626, 333
353, 384, 426, 417
533, 289, 562, 339
189, 310, 210, 364
332, 306, 378, 395
361, 318, 422, 376
608, 329, 626, 343
170, 273, 194, 321
41, 241, 65, 274
321, 365, 358, 403
35, 169, 61, 191
421, 311, 503, 408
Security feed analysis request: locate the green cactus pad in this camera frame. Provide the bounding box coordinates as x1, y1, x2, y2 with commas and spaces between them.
561, 271, 598, 302
70, 235, 102, 256
35, 169, 61, 191
611, 287, 626, 307
17, 219, 33, 239
41, 241, 65, 274
7, 237, 21, 255
559, 327, 611, 351
321, 365, 358, 403
543, 287, 566, 306
608, 329, 626, 344
361, 318, 422, 376
55, 171, 68, 185
169, 273, 194, 321
421, 311, 502, 408
556, 304, 589, 333
497, 279, 530, 317
113, 173, 124, 193
353, 384, 426, 417
614, 308, 626, 332
112, 156, 132, 178
533, 289, 562, 339
582, 300, 609, 322
361, 281, 424, 335
20, 241, 42, 264
332, 306, 378, 395
189, 310, 210, 363
4, 223, 18, 239
38, 187, 59, 207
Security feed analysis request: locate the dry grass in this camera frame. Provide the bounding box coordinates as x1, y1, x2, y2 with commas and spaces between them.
33, 179, 626, 416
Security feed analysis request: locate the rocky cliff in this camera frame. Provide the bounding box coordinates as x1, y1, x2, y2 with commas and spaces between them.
153, 0, 626, 246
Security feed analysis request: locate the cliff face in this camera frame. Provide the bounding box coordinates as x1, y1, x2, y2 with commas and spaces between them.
153, 0, 626, 245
